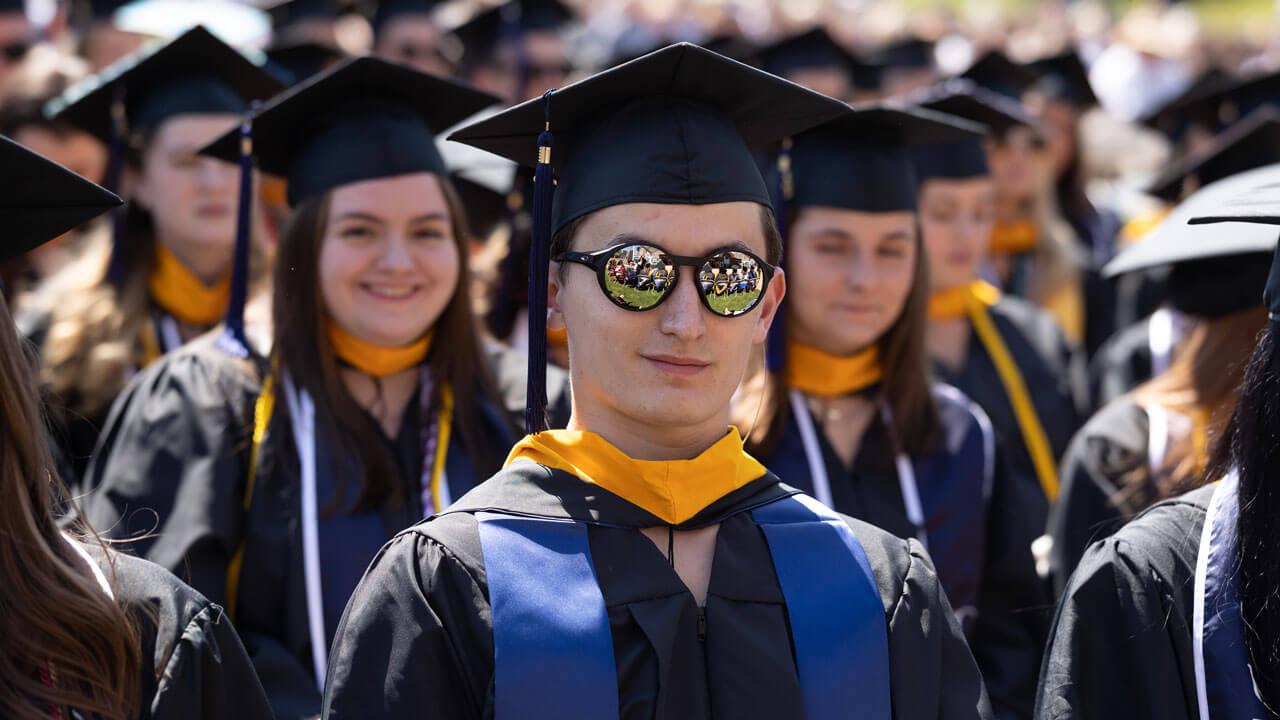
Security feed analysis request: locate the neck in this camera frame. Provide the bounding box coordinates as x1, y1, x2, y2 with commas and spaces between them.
565, 406, 729, 462
341, 366, 419, 437
159, 240, 228, 286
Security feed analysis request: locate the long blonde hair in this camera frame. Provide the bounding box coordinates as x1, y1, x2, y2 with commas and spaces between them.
1127, 305, 1268, 503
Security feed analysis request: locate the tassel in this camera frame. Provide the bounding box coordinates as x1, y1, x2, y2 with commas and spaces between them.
525, 89, 557, 434
215, 107, 257, 359
765, 138, 794, 372
105, 86, 128, 286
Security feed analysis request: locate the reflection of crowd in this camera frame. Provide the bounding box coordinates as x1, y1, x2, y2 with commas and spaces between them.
699, 265, 760, 297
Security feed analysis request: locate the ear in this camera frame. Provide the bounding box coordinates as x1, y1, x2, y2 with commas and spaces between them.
547, 261, 566, 331
752, 268, 785, 344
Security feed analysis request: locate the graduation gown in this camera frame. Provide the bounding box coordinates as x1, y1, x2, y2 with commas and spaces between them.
80, 334, 564, 720
82, 546, 274, 720
934, 296, 1086, 531
759, 385, 1048, 720
1035, 484, 1214, 720
322, 463, 994, 720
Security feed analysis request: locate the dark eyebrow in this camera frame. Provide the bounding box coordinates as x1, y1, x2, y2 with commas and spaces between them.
807, 227, 855, 241
881, 231, 912, 243
410, 212, 450, 224
332, 212, 386, 225
605, 233, 756, 256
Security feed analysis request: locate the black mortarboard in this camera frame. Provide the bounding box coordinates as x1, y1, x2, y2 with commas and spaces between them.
0, 135, 121, 264
0, 0, 24, 12
1106, 163, 1280, 276
779, 104, 982, 214
449, 42, 849, 432
449, 0, 573, 73
902, 78, 1036, 182
959, 50, 1035, 100
1146, 107, 1280, 203
1025, 50, 1097, 107
1176, 69, 1280, 135
865, 37, 933, 71
198, 55, 497, 356
1107, 163, 1280, 316
46, 25, 283, 146
755, 28, 863, 84
371, 0, 441, 31
201, 55, 498, 205
1140, 68, 1233, 142
267, 0, 340, 29
265, 41, 346, 85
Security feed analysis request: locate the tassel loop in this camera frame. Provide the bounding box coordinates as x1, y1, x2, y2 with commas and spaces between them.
216, 104, 258, 359
525, 89, 558, 434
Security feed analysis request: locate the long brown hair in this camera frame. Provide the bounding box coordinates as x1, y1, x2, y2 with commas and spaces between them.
734, 214, 941, 459
272, 177, 507, 514
1127, 304, 1268, 504
0, 296, 141, 720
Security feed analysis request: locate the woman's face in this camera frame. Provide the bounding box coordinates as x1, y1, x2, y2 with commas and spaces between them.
918, 178, 995, 292
785, 206, 917, 356
319, 172, 460, 347
1036, 98, 1081, 178
132, 113, 241, 256
987, 126, 1044, 204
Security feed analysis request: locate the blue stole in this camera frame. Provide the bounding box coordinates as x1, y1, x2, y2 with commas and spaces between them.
1194, 473, 1267, 720
475, 492, 891, 719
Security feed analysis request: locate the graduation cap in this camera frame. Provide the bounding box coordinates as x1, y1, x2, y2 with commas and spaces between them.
449, 0, 574, 67
45, 25, 283, 284
1146, 107, 1280, 203
959, 49, 1035, 100
265, 40, 346, 84
864, 37, 934, 71
762, 104, 981, 368
46, 25, 282, 147
0, 134, 122, 265
754, 28, 876, 89
1025, 50, 1097, 107
1183, 69, 1280, 135
898, 79, 1034, 182
198, 55, 498, 355
1140, 67, 1234, 142
0, 0, 24, 12
371, 0, 442, 32
448, 42, 849, 432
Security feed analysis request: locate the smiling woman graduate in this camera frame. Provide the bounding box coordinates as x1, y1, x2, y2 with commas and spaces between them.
322, 44, 991, 720
735, 104, 1047, 720
17, 27, 283, 482
77, 56, 567, 720
0, 136, 271, 720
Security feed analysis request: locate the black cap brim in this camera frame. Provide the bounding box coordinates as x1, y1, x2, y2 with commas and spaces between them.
1, 135, 122, 264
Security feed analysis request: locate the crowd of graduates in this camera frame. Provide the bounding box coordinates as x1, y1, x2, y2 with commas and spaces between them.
3, 0, 1280, 718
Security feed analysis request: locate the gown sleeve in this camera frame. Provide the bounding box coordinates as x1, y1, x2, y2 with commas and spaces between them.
971, 451, 1050, 720
1047, 399, 1147, 597
1034, 505, 1200, 720
880, 535, 994, 720
149, 602, 276, 720
323, 517, 493, 720
80, 347, 255, 605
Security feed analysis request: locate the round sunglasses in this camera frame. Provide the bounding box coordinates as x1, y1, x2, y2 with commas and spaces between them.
555, 242, 775, 317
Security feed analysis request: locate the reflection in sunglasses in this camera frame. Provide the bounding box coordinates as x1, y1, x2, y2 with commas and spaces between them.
592, 244, 766, 316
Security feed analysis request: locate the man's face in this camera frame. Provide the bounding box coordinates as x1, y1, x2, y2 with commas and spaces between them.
550, 201, 784, 433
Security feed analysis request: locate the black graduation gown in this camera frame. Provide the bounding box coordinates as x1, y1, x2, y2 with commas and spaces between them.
322, 463, 994, 720
1087, 316, 1152, 410
758, 387, 1048, 720
1035, 484, 1213, 720
934, 296, 1086, 531
83, 547, 274, 720
17, 303, 208, 484
80, 335, 564, 720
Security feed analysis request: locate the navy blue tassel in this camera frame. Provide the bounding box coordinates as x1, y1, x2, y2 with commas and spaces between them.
525, 90, 557, 435
215, 109, 256, 359
765, 138, 794, 372
104, 87, 128, 286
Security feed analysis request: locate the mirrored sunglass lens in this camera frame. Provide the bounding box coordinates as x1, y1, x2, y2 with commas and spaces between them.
602, 245, 673, 310
699, 251, 765, 316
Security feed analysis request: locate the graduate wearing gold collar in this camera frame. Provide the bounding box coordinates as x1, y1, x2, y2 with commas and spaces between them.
15, 27, 284, 483
78, 58, 568, 719
735, 106, 1046, 720
324, 45, 991, 720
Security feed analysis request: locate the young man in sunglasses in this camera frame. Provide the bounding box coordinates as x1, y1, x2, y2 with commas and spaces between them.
323, 44, 991, 720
